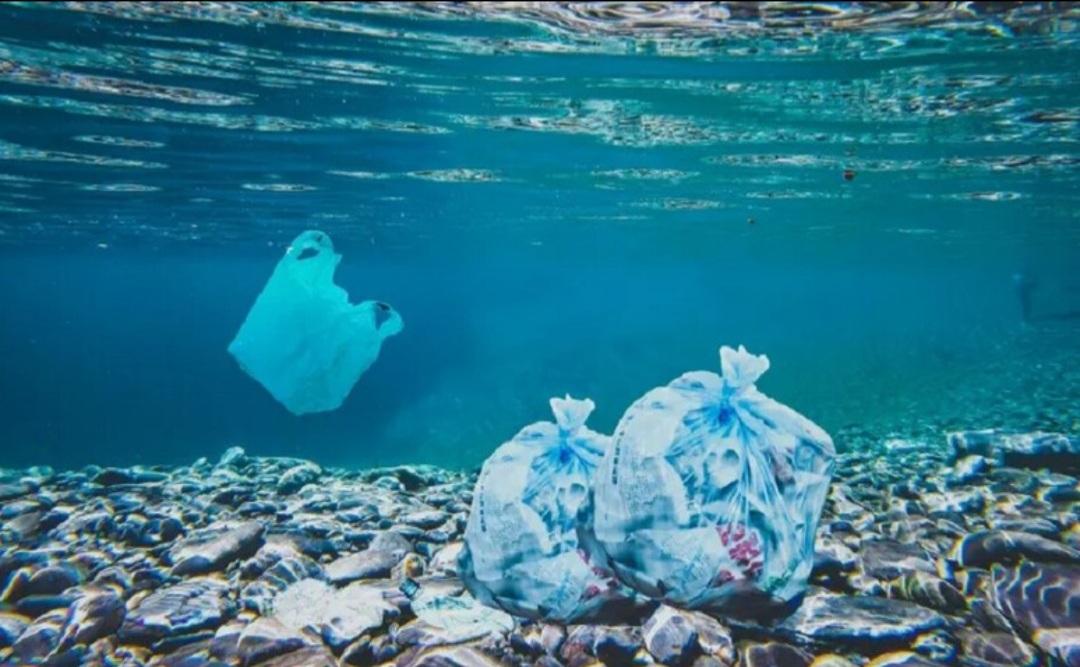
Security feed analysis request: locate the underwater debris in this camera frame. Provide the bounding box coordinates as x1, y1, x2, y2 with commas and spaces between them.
592, 345, 835, 620
460, 396, 643, 623
228, 230, 402, 415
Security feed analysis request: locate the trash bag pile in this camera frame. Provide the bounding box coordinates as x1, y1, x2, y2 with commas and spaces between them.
461, 346, 835, 623
228, 230, 403, 415
459, 397, 642, 624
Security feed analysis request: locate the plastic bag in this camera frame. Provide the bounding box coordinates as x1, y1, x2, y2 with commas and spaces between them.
228, 230, 403, 415
592, 346, 834, 620
460, 396, 640, 623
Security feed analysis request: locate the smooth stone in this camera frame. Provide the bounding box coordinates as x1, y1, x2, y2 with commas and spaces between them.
23, 565, 82, 598
428, 542, 463, 576
402, 645, 501, 667
15, 594, 77, 618
255, 645, 336, 667
949, 530, 1080, 569
864, 651, 941, 667
169, 521, 265, 576
809, 655, 857, 667
0, 612, 29, 647
278, 464, 321, 495
317, 582, 397, 651
218, 446, 247, 467
11, 608, 66, 662
774, 590, 945, 649
956, 629, 1039, 667
911, 630, 956, 663
948, 430, 1079, 474
56, 590, 125, 650
399, 510, 449, 530
0, 483, 30, 501
739, 642, 812, 667
152, 629, 217, 654
947, 455, 989, 485
237, 617, 309, 665
341, 634, 397, 665
592, 626, 642, 665
240, 554, 323, 614
325, 532, 411, 584
643, 605, 699, 667
118, 578, 235, 646
860, 540, 935, 580
991, 562, 1079, 637
885, 573, 967, 614
91, 468, 136, 487
1032, 627, 1080, 667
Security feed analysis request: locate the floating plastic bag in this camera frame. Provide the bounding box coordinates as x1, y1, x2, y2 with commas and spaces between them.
228, 230, 403, 415
460, 397, 641, 623
592, 346, 834, 620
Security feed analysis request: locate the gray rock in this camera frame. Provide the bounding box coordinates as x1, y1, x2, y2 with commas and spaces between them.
592, 625, 642, 665
240, 553, 324, 614
885, 572, 967, 614
401, 645, 501, 667
57, 590, 125, 650
218, 446, 247, 468
956, 629, 1038, 667
949, 430, 1079, 474
860, 539, 936, 580
738, 642, 812, 667
325, 531, 411, 584
991, 561, 1079, 638
118, 578, 235, 645
643, 605, 699, 666
237, 617, 310, 665
10, 608, 65, 663
0, 612, 29, 647
948, 530, 1080, 569
773, 590, 945, 649
278, 463, 321, 495
1032, 627, 1080, 667
169, 521, 265, 576
399, 510, 450, 530
948, 455, 989, 485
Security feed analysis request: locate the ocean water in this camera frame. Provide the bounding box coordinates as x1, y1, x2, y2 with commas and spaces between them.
0, 2, 1078, 472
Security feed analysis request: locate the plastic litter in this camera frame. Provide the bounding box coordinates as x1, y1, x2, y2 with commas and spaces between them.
400, 577, 514, 641
592, 345, 835, 620
228, 230, 402, 415
459, 396, 641, 623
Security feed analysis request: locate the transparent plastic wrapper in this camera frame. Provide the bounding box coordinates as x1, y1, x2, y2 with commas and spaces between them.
593, 346, 835, 620
460, 397, 642, 623
228, 230, 403, 415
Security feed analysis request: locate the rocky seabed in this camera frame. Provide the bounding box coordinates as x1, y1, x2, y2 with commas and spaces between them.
0, 430, 1077, 667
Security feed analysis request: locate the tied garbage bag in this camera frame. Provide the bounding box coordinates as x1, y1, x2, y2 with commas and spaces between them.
228, 230, 403, 415
460, 396, 642, 623
593, 345, 834, 620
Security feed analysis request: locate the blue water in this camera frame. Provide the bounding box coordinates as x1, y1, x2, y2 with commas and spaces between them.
0, 3, 1078, 470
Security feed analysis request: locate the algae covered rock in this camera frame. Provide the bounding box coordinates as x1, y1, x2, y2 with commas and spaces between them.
593, 345, 835, 620
228, 230, 403, 415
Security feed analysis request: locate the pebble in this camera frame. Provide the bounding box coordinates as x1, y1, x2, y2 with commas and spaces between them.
237, 616, 311, 665
0, 438, 1074, 667
118, 578, 235, 646
643, 605, 699, 666
169, 521, 265, 576
773, 590, 945, 649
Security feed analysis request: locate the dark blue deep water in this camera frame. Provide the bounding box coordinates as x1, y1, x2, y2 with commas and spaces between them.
0, 3, 1078, 470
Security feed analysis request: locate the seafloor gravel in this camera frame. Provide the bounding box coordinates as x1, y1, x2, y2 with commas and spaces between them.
0, 431, 1077, 667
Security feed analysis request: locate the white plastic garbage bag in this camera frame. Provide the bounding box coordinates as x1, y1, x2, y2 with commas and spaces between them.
592, 346, 834, 620
228, 230, 403, 415
460, 396, 641, 623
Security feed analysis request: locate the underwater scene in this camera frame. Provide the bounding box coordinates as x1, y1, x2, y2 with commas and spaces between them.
0, 2, 1078, 666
